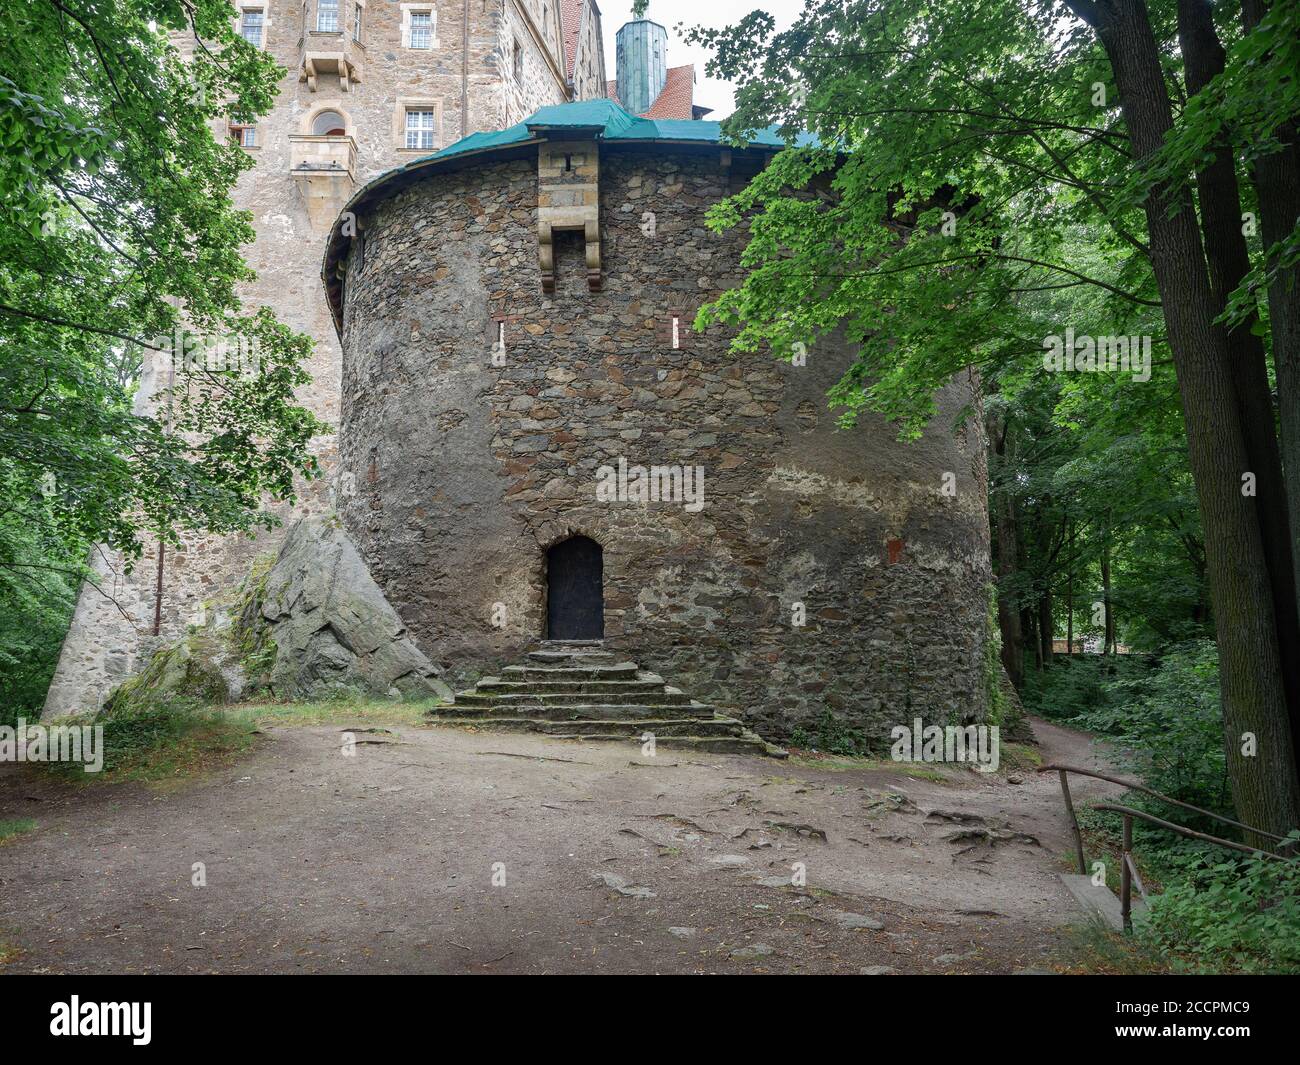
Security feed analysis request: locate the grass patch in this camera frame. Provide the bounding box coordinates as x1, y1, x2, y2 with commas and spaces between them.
1055, 923, 1171, 975
0, 818, 36, 844
27, 695, 443, 790
230, 694, 440, 729
785, 751, 956, 782
0, 939, 25, 965
38, 703, 256, 788
999, 742, 1042, 774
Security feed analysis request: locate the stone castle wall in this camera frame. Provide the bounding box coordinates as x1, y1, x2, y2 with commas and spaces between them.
335, 146, 993, 742
43, 0, 598, 716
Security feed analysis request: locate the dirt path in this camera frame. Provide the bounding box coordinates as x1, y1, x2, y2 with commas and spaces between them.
0, 716, 1126, 974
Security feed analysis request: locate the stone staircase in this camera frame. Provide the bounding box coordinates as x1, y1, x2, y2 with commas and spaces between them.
427, 641, 786, 757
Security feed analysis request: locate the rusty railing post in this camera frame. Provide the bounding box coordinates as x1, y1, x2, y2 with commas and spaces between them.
1059, 769, 1087, 874
1120, 814, 1133, 934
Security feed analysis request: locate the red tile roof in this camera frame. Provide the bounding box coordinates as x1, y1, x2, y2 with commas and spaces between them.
605, 64, 705, 120
644, 64, 697, 120
561, 0, 584, 81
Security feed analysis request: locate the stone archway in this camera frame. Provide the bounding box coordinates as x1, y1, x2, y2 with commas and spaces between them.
546, 536, 603, 640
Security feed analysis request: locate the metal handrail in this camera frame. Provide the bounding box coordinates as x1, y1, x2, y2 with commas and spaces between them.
1038, 763, 1292, 842
1038, 763, 1298, 932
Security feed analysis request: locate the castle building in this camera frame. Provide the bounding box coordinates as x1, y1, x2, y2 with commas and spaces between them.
45, 3, 994, 744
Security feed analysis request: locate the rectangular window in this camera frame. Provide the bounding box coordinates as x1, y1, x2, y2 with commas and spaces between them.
230, 124, 257, 148
512, 38, 523, 80
317, 0, 339, 32
405, 110, 437, 150
409, 11, 433, 49
352, 3, 363, 41
240, 8, 264, 46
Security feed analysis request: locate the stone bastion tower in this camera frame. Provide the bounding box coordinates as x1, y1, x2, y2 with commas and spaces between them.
320, 101, 995, 743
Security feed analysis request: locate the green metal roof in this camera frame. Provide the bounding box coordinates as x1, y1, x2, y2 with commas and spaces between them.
427, 98, 817, 162
322, 99, 819, 332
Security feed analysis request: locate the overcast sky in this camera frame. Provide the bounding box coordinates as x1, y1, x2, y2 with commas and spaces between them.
597, 1, 803, 119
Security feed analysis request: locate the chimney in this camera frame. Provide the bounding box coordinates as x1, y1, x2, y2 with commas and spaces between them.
615, 19, 668, 115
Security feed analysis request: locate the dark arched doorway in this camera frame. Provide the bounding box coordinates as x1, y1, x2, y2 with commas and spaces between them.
546, 536, 603, 639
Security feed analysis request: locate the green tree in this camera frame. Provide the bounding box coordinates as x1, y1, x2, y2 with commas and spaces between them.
688, 0, 1300, 838
0, 1, 323, 708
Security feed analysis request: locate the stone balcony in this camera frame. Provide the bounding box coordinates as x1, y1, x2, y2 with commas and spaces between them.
297, 30, 363, 91
289, 134, 357, 231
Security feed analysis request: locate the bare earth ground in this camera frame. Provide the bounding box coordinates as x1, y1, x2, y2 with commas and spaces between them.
0, 716, 1124, 974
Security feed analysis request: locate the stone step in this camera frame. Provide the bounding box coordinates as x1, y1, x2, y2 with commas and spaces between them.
427, 715, 749, 738
1059, 874, 1146, 932
442, 701, 718, 721
528, 648, 616, 663
474, 679, 669, 696
501, 663, 640, 681
453, 689, 693, 708
576, 733, 779, 756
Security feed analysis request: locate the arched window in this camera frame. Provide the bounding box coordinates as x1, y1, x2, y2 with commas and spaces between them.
312, 110, 347, 136
546, 536, 603, 640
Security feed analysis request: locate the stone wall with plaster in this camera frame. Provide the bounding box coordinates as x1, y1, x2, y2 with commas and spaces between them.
335, 144, 993, 743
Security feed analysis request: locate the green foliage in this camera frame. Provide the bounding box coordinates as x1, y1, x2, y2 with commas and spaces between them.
1027, 641, 1227, 812
41, 701, 253, 782
1079, 640, 1229, 813
1138, 846, 1300, 974
0, 1, 324, 711
0, 510, 86, 727
0, 818, 37, 843
789, 709, 871, 756
1020, 653, 1145, 721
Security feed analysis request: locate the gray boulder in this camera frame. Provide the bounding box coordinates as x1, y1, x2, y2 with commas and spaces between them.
253, 518, 451, 701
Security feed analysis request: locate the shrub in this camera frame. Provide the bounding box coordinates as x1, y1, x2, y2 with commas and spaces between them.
1078, 639, 1227, 812
790, 709, 871, 756
40, 700, 253, 782
1138, 844, 1300, 974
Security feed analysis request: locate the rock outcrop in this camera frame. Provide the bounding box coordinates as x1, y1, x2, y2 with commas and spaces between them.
107, 517, 450, 712
251, 518, 451, 701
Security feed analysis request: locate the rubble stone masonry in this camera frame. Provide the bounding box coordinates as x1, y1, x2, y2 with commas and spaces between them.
335, 145, 993, 742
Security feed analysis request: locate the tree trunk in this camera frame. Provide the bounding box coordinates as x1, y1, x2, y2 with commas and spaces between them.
1039, 584, 1054, 666
1066, 553, 1074, 655
1066, 0, 1300, 840
1240, 0, 1300, 695
1180, 0, 1300, 770
987, 407, 1025, 688
1101, 534, 1113, 655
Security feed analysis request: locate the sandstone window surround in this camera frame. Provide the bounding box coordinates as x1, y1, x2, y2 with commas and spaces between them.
229, 122, 258, 149
317, 0, 339, 32
235, 3, 269, 48
394, 97, 443, 152
310, 108, 349, 136
401, 5, 439, 50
